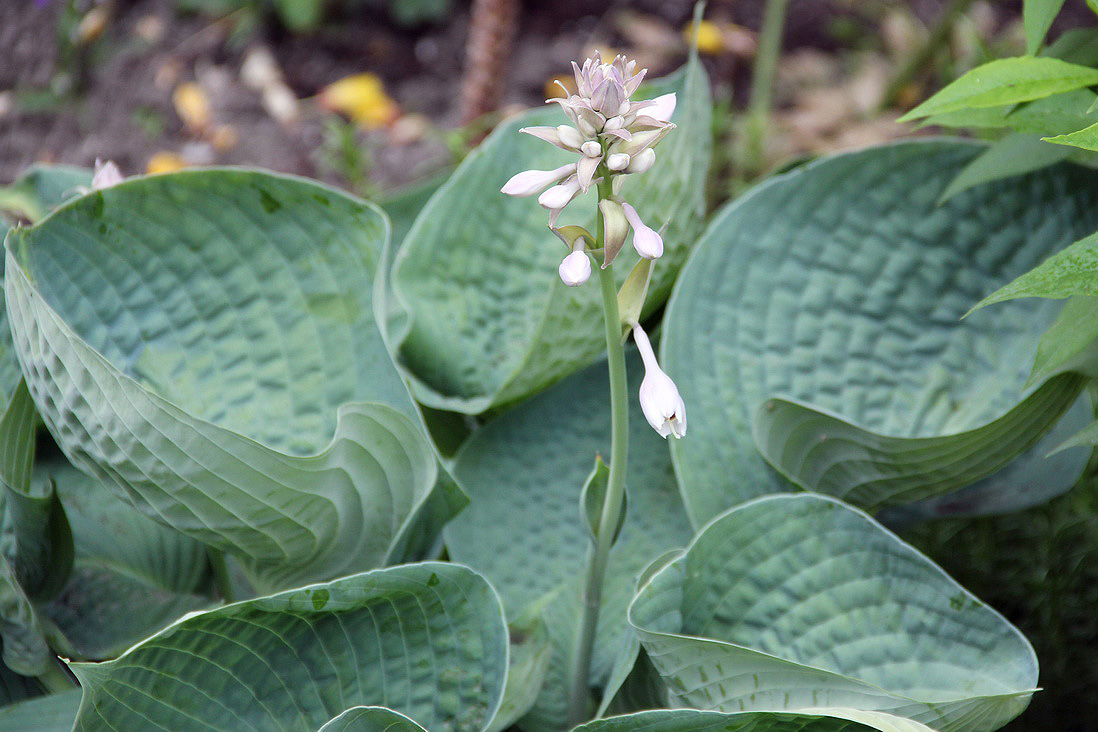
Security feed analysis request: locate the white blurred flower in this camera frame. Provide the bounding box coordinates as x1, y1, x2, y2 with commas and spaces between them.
91, 159, 124, 190
632, 324, 686, 439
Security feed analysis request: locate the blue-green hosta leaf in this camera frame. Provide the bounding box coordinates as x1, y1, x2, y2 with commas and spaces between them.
898, 57, 1098, 121
575, 708, 939, 732
71, 562, 508, 732
0, 164, 92, 224
486, 606, 553, 732
629, 494, 1038, 732
37, 457, 212, 660
317, 706, 428, 732
0, 687, 81, 731
444, 352, 693, 729
391, 59, 711, 413
4, 170, 440, 590
663, 140, 1098, 523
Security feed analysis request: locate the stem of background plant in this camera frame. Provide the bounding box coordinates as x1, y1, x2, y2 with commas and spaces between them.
878, 0, 976, 112
742, 0, 789, 180
208, 546, 235, 603
38, 656, 77, 693
568, 172, 630, 726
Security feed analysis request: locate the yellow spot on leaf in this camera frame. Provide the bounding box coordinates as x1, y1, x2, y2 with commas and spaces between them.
319, 73, 399, 129
146, 152, 187, 175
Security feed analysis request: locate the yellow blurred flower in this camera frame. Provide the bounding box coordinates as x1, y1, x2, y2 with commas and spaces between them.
318, 73, 400, 129
684, 19, 725, 55
146, 152, 188, 175
172, 82, 212, 133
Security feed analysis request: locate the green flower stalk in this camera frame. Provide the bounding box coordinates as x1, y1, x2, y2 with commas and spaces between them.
500, 52, 686, 724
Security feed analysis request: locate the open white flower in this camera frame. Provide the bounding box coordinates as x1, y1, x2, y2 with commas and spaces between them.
501, 163, 576, 197
632, 324, 686, 439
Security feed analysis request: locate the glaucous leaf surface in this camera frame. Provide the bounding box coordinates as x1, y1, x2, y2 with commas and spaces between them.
36, 456, 212, 659
629, 494, 1038, 732
317, 706, 429, 732
898, 57, 1098, 121
0, 687, 80, 731
444, 351, 693, 728
574, 708, 939, 732
4, 170, 440, 590
71, 562, 508, 732
0, 164, 93, 224
391, 58, 711, 413
662, 140, 1098, 522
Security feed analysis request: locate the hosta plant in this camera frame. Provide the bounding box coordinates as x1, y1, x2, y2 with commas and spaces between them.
0, 42, 1096, 732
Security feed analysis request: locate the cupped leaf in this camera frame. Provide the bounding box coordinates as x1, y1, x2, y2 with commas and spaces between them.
574, 708, 939, 732
37, 456, 212, 660
391, 58, 711, 413
4, 170, 439, 589
317, 706, 428, 732
629, 494, 1038, 732
663, 140, 1098, 523
71, 562, 508, 732
444, 351, 693, 728
899, 57, 1098, 121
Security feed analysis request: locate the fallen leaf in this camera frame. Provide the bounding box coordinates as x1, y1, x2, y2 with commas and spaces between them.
146, 152, 187, 174
318, 73, 399, 129
172, 82, 212, 133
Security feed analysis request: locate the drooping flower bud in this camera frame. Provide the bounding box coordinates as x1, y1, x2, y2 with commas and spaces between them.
501, 163, 576, 197
559, 249, 592, 286
632, 324, 686, 439
606, 153, 630, 171
622, 202, 663, 259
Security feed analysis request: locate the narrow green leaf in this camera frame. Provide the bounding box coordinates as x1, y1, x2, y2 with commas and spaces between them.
629, 494, 1038, 732
71, 563, 508, 732
663, 140, 1098, 522
1028, 295, 1098, 385
898, 57, 1098, 121
970, 231, 1098, 312
5, 170, 439, 590
921, 89, 1098, 134
1044, 118, 1098, 150
938, 133, 1074, 203
581, 454, 624, 544
1024, 0, 1067, 55
316, 707, 428, 732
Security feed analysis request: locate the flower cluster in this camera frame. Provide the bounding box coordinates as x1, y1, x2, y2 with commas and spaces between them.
501, 53, 676, 285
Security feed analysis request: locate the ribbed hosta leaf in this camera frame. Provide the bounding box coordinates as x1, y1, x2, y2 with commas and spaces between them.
574, 708, 939, 732
38, 456, 211, 659
444, 352, 693, 728
317, 706, 428, 731
663, 140, 1098, 523
629, 494, 1038, 732
391, 57, 711, 413
71, 562, 508, 732
4, 170, 440, 589
0, 687, 81, 730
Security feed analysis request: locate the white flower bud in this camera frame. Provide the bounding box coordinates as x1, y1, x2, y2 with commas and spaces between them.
576, 114, 599, 138
633, 324, 686, 439
622, 202, 663, 259
539, 175, 582, 212
559, 250, 591, 286
581, 140, 602, 157
606, 153, 630, 171
625, 148, 655, 174
501, 163, 575, 197
557, 125, 585, 149
604, 116, 625, 131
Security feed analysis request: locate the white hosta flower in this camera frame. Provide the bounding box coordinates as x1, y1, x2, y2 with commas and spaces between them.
539, 175, 583, 225
646, 93, 677, 123
501, 163, 575, 197
91, 159, 124, 190
622, 202, 663, 259
633, 324, 686, 439
559, 249, 591, 286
